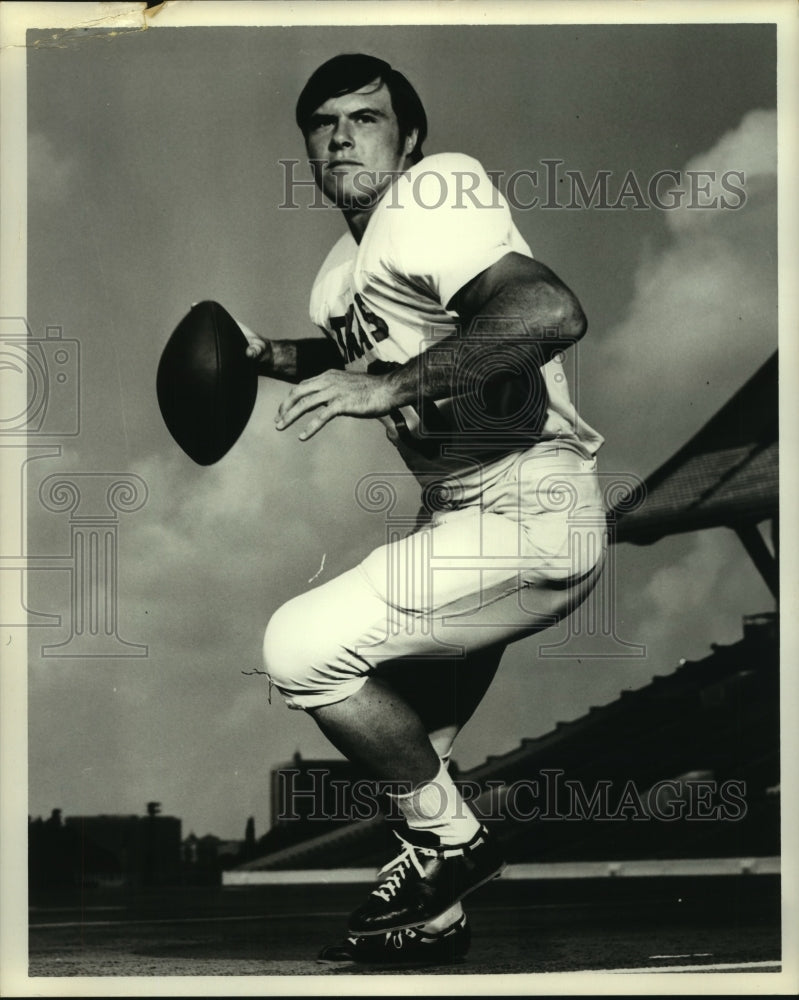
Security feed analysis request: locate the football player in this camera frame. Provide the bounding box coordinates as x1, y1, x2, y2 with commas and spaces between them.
243, 54, 606, 965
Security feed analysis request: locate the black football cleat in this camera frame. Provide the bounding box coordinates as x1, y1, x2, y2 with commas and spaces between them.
348, 825, 504, 936
317, 913, 471, 966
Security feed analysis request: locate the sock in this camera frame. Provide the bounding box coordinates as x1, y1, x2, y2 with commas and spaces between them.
389, 761, 480, 847
420, 751, 462, 934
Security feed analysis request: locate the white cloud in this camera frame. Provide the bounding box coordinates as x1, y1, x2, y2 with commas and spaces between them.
28, 132, 77, 208
595, 109, 777, 473
644, 529, 760, 624
562, 110, 780, 761
667, 108, 777, 235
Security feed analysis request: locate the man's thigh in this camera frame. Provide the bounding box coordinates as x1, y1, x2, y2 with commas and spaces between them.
264, 504, 604, 709
355, 502, 605, 659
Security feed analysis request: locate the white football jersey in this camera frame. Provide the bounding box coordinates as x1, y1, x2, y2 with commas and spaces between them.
309, 152, 603, 487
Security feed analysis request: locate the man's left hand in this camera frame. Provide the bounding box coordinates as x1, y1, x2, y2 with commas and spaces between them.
275, 370, 394, 441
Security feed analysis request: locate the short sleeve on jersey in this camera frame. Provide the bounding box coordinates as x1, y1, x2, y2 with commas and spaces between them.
382, 153, 531, 309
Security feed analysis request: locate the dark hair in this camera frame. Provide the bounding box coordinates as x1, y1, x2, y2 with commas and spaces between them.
296, 53, 427, 164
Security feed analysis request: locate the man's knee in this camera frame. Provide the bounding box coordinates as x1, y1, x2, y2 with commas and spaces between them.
262, 597, 313, 693
261, 592, 371, 709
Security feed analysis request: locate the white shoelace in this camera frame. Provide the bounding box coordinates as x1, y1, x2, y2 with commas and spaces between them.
371, 833, 434, 901
387, 927, 418, 949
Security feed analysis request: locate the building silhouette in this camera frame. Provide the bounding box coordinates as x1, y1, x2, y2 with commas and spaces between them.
29, 804, 182, 888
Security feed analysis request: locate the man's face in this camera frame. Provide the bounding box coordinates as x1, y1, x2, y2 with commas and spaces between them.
305, 80, 416, 210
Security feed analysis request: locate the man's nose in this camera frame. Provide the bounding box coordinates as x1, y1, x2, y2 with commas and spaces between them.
330, 120, 354, 150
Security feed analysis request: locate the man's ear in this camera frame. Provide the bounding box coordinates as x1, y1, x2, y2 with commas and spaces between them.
403, 128, 419, 158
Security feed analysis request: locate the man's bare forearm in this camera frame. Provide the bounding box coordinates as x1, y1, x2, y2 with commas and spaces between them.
384, 270, 586, 410
258, 337, 345, 384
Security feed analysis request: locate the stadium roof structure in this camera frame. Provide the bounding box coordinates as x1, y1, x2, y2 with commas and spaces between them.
610, 352, 778, 596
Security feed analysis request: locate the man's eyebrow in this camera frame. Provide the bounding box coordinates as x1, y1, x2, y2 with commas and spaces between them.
308, 105, 388, 128
347, 105, 388, 118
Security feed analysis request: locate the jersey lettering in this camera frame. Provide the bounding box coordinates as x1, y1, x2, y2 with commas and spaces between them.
329, 295, 392, 363
329, 314, 348, 357
330, 304, 372, 361
354, 293, 389, 344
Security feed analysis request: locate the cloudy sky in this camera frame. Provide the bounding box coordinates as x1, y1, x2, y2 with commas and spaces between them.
11, 10, 784, 841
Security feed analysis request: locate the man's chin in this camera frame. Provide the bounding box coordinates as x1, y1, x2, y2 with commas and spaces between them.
322, 171, 398, 211
325, 188, 382, 211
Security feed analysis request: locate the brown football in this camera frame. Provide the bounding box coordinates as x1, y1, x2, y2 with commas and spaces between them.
156, 301, 257, 465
